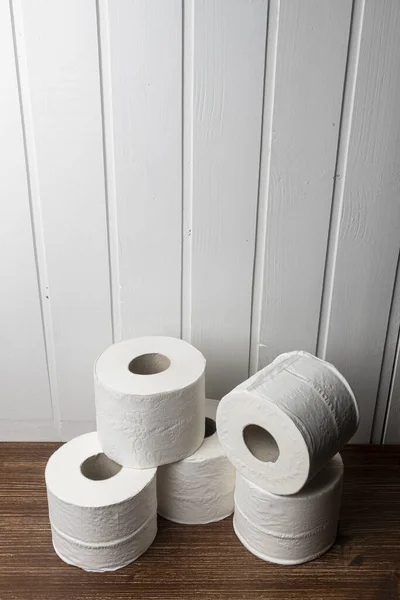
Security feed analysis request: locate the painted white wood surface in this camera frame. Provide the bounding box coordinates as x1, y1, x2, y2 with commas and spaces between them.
317, 0, 400, 443
251, 0, 352, 373
99, 0, 182, 341
12, 0, 112, 432
1, 0, 400, 441
372, 255, 400, 443
185, 0, 268, 399
383, 320, 400, 444
0, 1, 54, 435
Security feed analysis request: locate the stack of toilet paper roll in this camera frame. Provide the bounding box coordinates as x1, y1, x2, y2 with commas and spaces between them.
216, 350, 359, 565
45, 339, 358, 572
45, 336, 235, 572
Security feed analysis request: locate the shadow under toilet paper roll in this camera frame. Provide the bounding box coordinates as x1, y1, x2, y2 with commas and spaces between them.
94, 336, 206, 468
45, 432, 157, 572
233, 454, 343, 565
216, 350, 358, 495
157, 399, 235, 524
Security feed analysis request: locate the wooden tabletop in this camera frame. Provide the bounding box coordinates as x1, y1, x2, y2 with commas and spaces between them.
0, 443, 399, 600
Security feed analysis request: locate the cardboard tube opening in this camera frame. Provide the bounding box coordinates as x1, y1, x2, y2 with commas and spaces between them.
128, 353, 171, 375
243, 424, 280, 463
80, 453, 122, 481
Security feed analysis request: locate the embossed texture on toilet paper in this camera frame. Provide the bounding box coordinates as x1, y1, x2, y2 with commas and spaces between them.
234, 454, 343, 565
95, 336, 206, 468
45, 432, 157, 572
157, 399, 235, 524
217, 350, 358, 495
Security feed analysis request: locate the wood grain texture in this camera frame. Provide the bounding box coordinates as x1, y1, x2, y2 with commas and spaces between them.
318, 0, 400, 443
0, 443, 399, 600
0, 3, 53, 429
186, 0, 268, 399
252, 0, 352, 372
13, 0, 113, 428
99, 0, 182, 341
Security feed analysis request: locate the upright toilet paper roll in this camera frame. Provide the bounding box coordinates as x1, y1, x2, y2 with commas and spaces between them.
157, 399, 235, 524
217, 350, 358, 495
234, 454, 343, 565
95, 336, 206, 468
45, 432, 157, 572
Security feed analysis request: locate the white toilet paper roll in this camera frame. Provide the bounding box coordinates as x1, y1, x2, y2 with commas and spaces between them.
95, 336, 206, 468
234, 453, 343, 565
216, 350, 358, 495
157, 399, 235, 524
45, 432, 157, 572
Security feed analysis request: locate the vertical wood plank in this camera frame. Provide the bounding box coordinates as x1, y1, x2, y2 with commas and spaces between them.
13, 0, 112, 429
99, 0, 182, 341
251, 0, 353, 372
372, 254, 400, 443
0, 1, 53, 432
383, 326, 400, 444
319, 0, 400, 442
186, 0, 268, 399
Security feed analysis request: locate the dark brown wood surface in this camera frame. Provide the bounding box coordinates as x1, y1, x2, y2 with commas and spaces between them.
0, 443, 399, 600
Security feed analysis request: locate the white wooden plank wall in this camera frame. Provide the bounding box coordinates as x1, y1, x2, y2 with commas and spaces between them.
184, 0, 268, 399
99, 0, 182, 341
0, 1, 54, 440
1, 0, 400, 442
316, 0, 400, 443
377, 257, 400, 444
250, 0, 352, 370
11, 0, 113, 438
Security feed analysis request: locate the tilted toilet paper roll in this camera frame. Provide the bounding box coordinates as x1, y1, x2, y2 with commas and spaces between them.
157, 399, 235, 524
216, 350, 358, 495
95, 336, 206, 468
45, 432, 157, 572
234, 454, 343, 565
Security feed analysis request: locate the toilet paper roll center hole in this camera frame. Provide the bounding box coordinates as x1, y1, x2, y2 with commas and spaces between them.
204, 417, 216, 438
243, 424, 280, 463
80, 453, 122, 481
128, 353, 171, 375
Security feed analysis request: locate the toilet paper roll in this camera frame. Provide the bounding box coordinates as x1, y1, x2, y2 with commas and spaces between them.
95, 336, 206, 468
45, 432, 157, 572
216, 350, 358, 495
234, 453, 343, 565
157, 399, 235, 524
